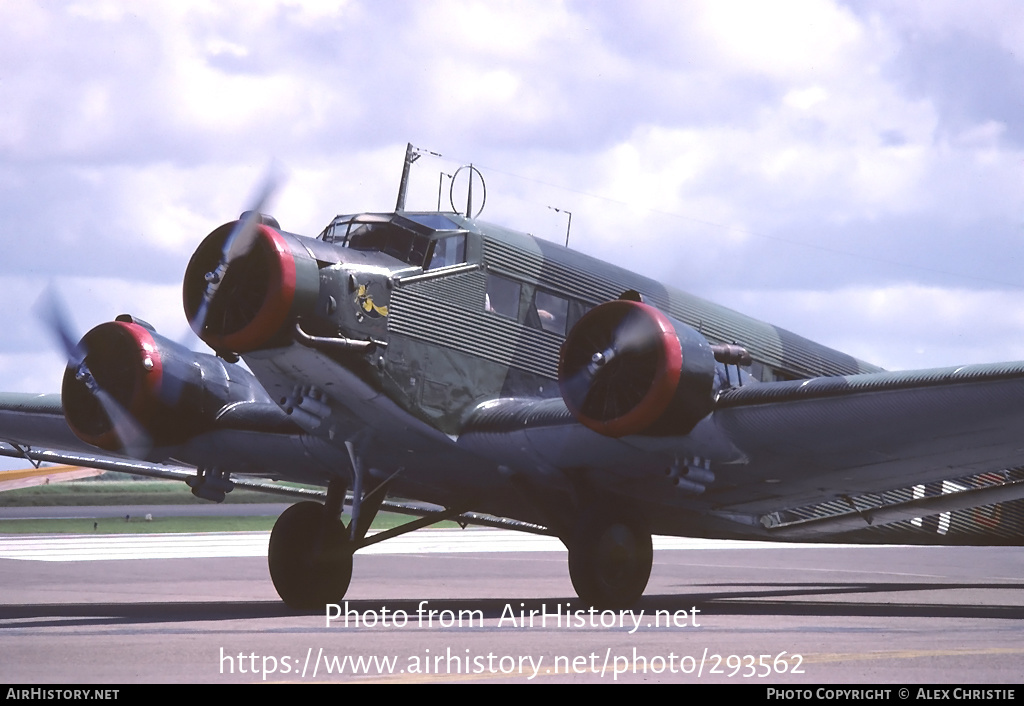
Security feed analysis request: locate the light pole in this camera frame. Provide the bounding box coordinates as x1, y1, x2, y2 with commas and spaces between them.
548, 206, 573, 248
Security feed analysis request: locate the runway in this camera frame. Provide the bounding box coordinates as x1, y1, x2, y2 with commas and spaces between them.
1, 530, 1022, 684
0, 529, 802, 560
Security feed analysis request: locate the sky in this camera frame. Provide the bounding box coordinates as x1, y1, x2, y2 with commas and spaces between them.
1, 0, 1023, 400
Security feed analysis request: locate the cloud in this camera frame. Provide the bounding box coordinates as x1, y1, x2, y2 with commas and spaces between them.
0, 0, 1022, 401
718, 284, 1024, 369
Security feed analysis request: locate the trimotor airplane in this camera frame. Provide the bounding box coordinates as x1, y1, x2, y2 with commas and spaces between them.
3, 145, 1024, 610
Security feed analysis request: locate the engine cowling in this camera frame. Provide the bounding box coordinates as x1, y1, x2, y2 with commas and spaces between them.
62, 318, 286, 451
183, 220, 320, 353
558, 300, 717, 437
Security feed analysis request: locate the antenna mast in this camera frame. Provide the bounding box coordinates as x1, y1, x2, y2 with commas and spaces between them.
395, 143, 442, 212
395, 143, 418, 212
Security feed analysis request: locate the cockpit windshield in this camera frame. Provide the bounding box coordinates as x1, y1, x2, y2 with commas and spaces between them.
348, 223, 432, 267
319, 213, 468, 270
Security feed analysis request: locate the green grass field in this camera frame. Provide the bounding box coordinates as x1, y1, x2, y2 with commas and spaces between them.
0, 478, 288, 507
0, 478, 458, 534
0, 516, 277, 534
0, 510, 455, 534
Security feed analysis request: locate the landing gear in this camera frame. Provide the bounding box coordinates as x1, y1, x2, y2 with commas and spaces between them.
567, 516, 653, 609
268, 501, 352, 610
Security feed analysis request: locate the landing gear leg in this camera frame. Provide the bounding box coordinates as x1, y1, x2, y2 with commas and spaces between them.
268, 496, 352, 610
567, 516, 653, 610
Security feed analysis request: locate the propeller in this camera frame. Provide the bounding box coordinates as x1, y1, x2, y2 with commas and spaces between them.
561, 305, 664, 421
190, 166, 282, 339
37, 287, 152, 459
559, 306, 663, 411
559, 299, 689, 437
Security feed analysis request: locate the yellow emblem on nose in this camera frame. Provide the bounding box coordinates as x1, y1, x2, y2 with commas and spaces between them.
356, 284, 389, 318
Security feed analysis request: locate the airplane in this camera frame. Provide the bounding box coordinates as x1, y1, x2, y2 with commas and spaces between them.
3, 144, 1024, 611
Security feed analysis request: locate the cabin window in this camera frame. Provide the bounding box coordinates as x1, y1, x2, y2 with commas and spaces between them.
532, 290, 569, 335
566, 300, 592, 332
426, 234, 467, 270
485, 273, 521, 319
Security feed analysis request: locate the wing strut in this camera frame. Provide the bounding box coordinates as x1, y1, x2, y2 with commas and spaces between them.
4, 442, 43, 469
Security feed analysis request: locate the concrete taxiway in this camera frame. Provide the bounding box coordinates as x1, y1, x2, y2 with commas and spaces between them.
0, 530, 1022, 684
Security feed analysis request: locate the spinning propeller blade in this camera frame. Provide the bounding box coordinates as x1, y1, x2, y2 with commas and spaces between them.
191, 166, 283, 338
37, 288, 152, 459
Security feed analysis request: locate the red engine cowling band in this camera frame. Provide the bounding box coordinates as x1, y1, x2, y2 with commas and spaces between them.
183, 221, 319, 353
61, 321, 164, 451
558, 300, 717, 437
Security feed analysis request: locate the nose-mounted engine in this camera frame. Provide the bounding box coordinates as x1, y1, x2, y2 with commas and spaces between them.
183, 216, 320, 354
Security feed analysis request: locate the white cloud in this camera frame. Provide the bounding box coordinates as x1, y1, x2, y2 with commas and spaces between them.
698, 0, 865, 78
718, 284, 1024, 369
0, 0, 1022, 405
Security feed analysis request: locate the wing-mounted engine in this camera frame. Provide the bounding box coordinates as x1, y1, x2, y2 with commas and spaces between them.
62, 316, 290, 452
183, 218, 321, 353
558, 299, 718, 437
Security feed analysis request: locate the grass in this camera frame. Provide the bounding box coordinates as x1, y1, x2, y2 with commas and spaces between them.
0, 510, 458, 535
0, 516, 277, 534
0, 478, 462, 534
0, 479, 288, 507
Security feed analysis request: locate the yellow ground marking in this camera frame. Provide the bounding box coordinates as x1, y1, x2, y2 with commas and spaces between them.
0, 465, 103, 491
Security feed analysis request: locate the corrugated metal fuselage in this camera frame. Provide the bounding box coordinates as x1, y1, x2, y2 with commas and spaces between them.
380, 212, 881, 435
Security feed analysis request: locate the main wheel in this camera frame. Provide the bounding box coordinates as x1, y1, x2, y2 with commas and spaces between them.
269, 501, 353, 610
567, 517, 653, 610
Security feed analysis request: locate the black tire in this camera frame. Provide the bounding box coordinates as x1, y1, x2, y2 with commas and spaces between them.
567, 516, 653, 610
269, 501, 352, 610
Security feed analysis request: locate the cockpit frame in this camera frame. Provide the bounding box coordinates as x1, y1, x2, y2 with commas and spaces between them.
318, 212, 475, 274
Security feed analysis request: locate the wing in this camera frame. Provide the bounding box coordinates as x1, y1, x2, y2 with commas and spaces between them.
0, 390, 551, 535
459, 361, 1024, 542
0, 393, 92, 453
710, 361, 1024, 513
0, 389, 348, 493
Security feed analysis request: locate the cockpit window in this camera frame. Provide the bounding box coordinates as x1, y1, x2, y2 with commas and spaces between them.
346, 223, 432, 268
345, 224, 384, 250
427, 234, 467, 270
404, 213, 461, 231
319, 214, 391, 244
319, 214, 471, 271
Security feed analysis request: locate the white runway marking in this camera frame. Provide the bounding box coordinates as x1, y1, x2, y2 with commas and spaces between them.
0, 529, 836, 562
